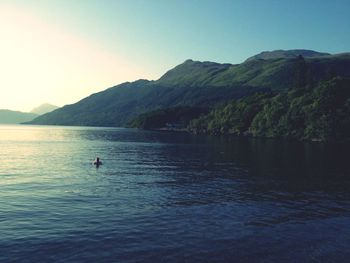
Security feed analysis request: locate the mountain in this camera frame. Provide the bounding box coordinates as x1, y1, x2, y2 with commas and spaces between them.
245, 49, 330, 62
30, 103, 59, 115
0, 110, 38, 124
26, 50, 350, 127
155, 59, 232, 87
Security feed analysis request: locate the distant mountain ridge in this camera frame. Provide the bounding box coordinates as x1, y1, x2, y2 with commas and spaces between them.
30, 103, 59, 115
0, 110, 38, 124
26, 50, 350, 127
155, 59, 232, 87
245, 49, 331, 62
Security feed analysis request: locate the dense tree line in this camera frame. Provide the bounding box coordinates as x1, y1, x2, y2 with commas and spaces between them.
129, 106, 209, 130
189, 77, 350, 141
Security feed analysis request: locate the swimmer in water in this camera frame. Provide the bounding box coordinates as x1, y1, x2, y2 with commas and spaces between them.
93, 157, 102, 166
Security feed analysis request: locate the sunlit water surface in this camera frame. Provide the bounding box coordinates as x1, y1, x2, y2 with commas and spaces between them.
1, 125, 350, 262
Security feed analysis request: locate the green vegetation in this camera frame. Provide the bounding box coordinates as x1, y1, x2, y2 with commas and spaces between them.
26, 51, 350, 128
129, 106, 209, 130
245, 49, 330, 62
189, 77, 350, 141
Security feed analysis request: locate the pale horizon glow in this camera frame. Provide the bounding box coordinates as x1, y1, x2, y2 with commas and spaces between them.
1, 0, 349, 112
0, 4, 157, 112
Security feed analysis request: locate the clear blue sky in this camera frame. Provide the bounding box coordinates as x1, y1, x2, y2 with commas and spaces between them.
24, 0, 350, 64
1, 0, 350, 111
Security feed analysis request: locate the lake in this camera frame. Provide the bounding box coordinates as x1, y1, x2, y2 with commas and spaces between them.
1, 125, 350, 262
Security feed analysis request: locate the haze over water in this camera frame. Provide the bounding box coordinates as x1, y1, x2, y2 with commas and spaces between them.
1, 125, 350, 262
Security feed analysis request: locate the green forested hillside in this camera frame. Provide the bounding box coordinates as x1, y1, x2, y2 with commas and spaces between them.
27, 80, 267, 126
189, 77, 350, 141
245, 49, 330, 61
129, 106, 209, 130
27, 51, 350, 127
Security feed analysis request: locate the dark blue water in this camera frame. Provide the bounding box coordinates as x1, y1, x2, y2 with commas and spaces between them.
1, 125, 350, 262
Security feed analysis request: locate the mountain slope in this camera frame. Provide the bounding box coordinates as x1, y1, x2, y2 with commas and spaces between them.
31, 103, 59, 115
245, 49, 330, 62
0, 110, 38, 124
26, 79, 265, 126
155, 59, 232, 87
27, 51, 350, 127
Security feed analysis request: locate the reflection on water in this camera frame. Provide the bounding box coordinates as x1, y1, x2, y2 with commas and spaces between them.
0, 124, 350, 262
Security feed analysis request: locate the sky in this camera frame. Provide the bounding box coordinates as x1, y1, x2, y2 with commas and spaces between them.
1, 0, 349, 112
